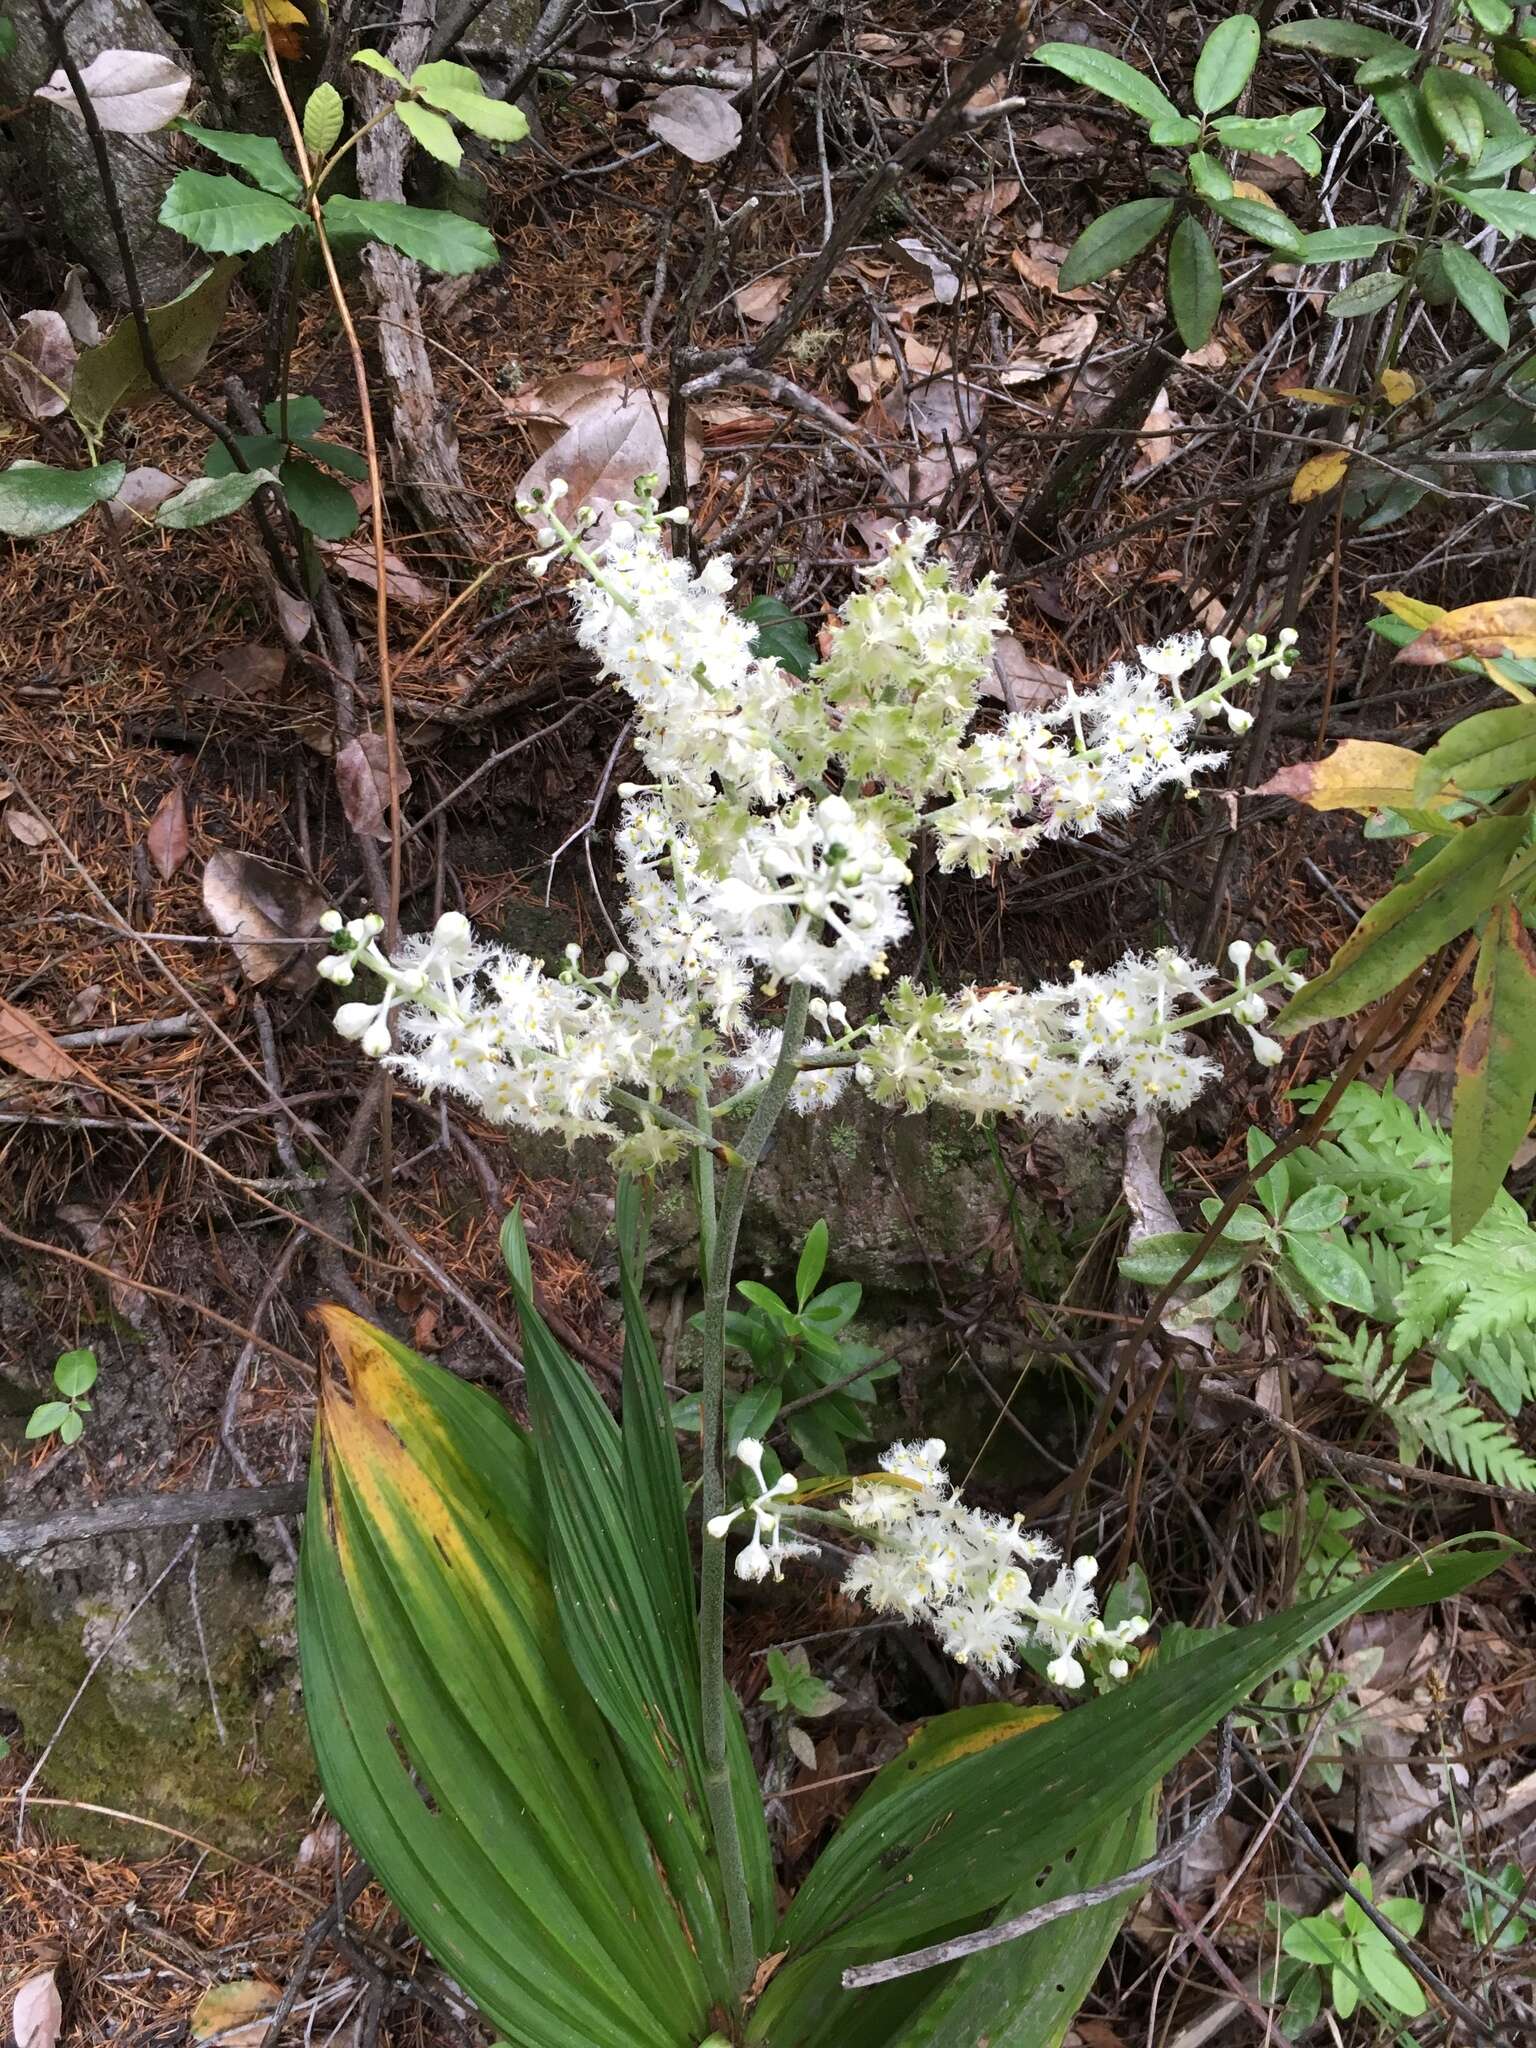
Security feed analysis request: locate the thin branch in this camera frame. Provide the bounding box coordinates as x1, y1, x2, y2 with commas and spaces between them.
841, 1720, 1236, 1989
0, 1484, 309, 1562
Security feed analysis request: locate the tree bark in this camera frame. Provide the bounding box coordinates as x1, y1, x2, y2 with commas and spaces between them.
1, 0, 196, 307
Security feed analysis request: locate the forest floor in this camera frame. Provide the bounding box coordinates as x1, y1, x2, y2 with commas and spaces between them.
2, 0, 1535, 2041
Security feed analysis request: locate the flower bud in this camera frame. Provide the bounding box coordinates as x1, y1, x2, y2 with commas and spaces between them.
316, 955, 353, 985
334, 1002, 376, 1042
361, 1019, 393, 1058
319, 908, 343, 933
1227, 939, 1252, 973
1209, 634, 1231, 664
1248, 1031, 1284, 1067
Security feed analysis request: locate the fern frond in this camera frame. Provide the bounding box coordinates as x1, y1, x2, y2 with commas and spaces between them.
1393, 1366, 1536, 1492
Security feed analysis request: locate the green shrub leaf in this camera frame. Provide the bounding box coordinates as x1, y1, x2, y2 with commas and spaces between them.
1193, 15, 1261, 113
321, 194, 497, 273
1059, 197, 1176, 290
1031, 42, 1183, 125
1167, 214, 1221, 349
159, 169, 306, 253
0, 459, 126, 538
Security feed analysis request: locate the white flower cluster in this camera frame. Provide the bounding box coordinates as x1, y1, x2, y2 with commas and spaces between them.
321, 481, 1304, 1152
856, 943, 1302, 1124
710, 1436, 1150, 1686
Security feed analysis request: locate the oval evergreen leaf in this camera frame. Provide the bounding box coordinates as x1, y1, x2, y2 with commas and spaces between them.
1032, 42, 1183, 125
1058, 197, 1176, 290
1194, 15, 1261, 114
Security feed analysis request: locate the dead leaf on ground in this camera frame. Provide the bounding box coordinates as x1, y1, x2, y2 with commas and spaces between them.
903, 375, 983, 448
103, 465, 180, 532
335, 733, 412, 843
146, 784, 190, 880
1132, 386, 1178, 474
985, 634, 1072, 709
847, 355, 899, 404
1254, 739, 1423, 814
11, 1969, 63, 2048
191, 1979, 282, 2047
0, 311, 77, 421
517, 391, 699, 530
902, 335, 951, 375
645, 84, 742, 162
66, 983, 104, 1027
322, 542, 439, 609
180, 644, 287, 703
1029, 120, 1096, 156
202, 851, 327, 988
1290, 448, 1351, 503
885, 236, 960, 306
1181, 337, 1227, 369
1122, 1109, 1213, 1349
734, 273, 791, 324
1001, 309, 1099, 383
960, 178, 1021, 224
4, 805, 49, 847
0, 998, 79, 1083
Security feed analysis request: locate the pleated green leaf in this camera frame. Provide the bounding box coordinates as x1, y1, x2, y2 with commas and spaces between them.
298, 1306, 706, 2048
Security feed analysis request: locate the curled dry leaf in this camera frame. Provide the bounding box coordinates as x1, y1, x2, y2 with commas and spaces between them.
335, 732, 412, 843
734, 273, 791, 324
146, 784, 190, 880
847, 355, 899, 404
645, 85, 742, 163
1029, 120, 1097, 156
103, 466, 180, 533
885, 237, 960, 306
202, 850, 327, 988
12, 1968, 63, 2048
0, 311, 77, 421
58, 266, 103, 347
34, 49, 192, 133
190, 1979, 282, 2048
0, 998, 79, 1083
1001, 308, 1099, 383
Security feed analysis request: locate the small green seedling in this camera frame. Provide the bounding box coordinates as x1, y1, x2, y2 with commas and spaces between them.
761, 1647, 842, 1769
1267, 1865, 1427, 2028
26, 1346, 98, 1447
1462, 1861, 1532, 1950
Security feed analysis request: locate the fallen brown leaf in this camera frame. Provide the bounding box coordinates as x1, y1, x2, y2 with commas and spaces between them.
12, 1968, 63, 2048
1395, 597, 1536, 665
1029, 120, 1096, 156
335, 732, 412, 844
734, 273, 791, 324
0, 998, 79, 1082
1, 310, 77, 420
847, 355, 899, 403
146, 784, 189, 880
4, 805, 49, 847
322, 542, 438, 609
202, 851, 327, 988
180, 644, 287, 703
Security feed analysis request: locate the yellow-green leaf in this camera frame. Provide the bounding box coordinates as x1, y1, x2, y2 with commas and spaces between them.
1397, 597, 1536, 664
1377, 366, 1417, 405
1413, 702, 1536, 801
1255, 738, 1426, 813
1374, 588, 1446, 632
1291, 449, 1350, 502
302, 81, 344, 159
191, 1981, 280, 2046
1452, 900, 1536, 1239
1277, 813, 1528, 1034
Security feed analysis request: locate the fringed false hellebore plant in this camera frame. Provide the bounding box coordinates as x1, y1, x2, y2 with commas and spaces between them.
298, 485, 1505, 2048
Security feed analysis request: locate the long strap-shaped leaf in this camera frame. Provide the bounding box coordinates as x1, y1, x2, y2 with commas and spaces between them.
299, 1308, 707, 2048
503, 1212, 773, 1994
749, 1538, 1515, 2038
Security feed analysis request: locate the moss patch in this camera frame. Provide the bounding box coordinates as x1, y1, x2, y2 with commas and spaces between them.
0, 1563, 315, 1859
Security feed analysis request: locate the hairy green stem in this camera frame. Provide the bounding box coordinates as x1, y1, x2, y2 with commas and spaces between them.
697, 979, 811, 2000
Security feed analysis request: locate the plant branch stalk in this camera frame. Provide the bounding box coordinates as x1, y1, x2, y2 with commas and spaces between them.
698, 979, 811, 1998
260, 29, 403, 949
